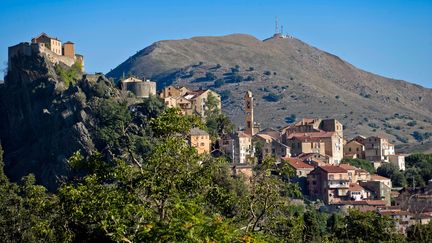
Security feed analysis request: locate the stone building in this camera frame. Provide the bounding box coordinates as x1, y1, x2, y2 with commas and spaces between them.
281, 118, 344, 164
188, 128, 211, 155
31, 32, 62, 55
121, 77, 156, 98
160, 86, 221, 117
254, 133, 290, 163
364, 136, 395, 163
389, 154, 406, 171
344, 140, 365, 159
307, 165, 350, 204
244, 91, 260, 136
9, 33, 84, 72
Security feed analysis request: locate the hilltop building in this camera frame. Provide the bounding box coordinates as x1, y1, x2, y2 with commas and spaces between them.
306, 164, 392, 206
188, 128, 211, 155
160, 86, 221, 117
244, 91, 260, 136
344, 140, 365, 159
281, 118, 344, 164
8, 33, 84, 72
254, 132, 290, 163
364, 135, 395, 163
121, 76, 156, 98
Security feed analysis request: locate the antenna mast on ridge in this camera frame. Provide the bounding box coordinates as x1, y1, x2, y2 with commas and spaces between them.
275, 16, 279, 34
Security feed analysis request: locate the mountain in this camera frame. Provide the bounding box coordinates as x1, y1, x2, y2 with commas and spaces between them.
107, 34, 432, 152
107, 34, 432, 151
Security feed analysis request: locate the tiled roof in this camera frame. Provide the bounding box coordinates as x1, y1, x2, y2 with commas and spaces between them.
288, 131, 335, 140
339, 200, 386, 206
237, 131, 251, 138
255, 133, 273, 142
284, 158, 314, 169
319, 166, 347, 173
349, 183, 365, 192
339, 163, 358, 170
346, 140, 364, 146
371, 175, 391, 181
189, 127, 209, 136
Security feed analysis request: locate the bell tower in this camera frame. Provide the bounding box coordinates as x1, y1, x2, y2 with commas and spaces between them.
244, 91, 256, 136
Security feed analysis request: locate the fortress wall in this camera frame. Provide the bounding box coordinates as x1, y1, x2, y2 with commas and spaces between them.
123, 81, 156, 98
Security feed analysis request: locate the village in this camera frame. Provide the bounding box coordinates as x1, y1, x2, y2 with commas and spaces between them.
8, 33, 432, 235
122, 76, 432, 234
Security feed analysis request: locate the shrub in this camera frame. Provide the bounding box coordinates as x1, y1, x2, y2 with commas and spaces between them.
263, 92, 283, 102
55, 61, 82, 87
368, 123, 379, 129
248, 67, 254, 71
285, 114, 296, 124
205, 72, 217, 81
407, 121, 417, 127
219, 90, 231, 101
213, 79, 225, 88
244, 76, 255, 81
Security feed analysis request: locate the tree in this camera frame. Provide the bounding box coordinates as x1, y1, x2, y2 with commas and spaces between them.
341, 210, 404, 242
377, 163, 407, 187
205, 72, 217, 81
341, 158, 376, 174
405, 153, 432, 183
405, 167, 425, 188
407, 222, 432, 242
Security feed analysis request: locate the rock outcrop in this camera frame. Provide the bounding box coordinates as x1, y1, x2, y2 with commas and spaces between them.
0, 52, 122, 190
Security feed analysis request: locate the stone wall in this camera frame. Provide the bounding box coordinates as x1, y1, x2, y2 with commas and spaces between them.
122, 81, 156, 98
8, 42, 80, 71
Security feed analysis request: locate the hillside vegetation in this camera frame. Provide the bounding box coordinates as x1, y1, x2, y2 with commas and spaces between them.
108, 34, 432, 152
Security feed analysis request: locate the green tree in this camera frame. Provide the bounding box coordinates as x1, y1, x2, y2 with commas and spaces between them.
405, 167, 425, 188
407, 222, 432, 242
377, 163, 407, 187
343, 210, 404, 242
406, 153, 432, 183
342, 158, 376, 174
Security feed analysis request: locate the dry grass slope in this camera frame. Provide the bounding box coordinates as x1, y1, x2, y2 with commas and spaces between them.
107, 34, 432, 152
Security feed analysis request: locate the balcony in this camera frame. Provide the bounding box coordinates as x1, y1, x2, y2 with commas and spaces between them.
328, 180, 349, 189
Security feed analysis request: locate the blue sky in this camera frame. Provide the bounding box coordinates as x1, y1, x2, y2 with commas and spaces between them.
0, 0, 431, 87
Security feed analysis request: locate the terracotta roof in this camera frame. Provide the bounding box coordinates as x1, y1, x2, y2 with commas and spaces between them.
319, 166, 347, 173
349, 183, 365, 192
371, 175, 391, 181
237, 131, 251, 138
339, 164, 358, 170
288, 131, 335, 140
346, 140, 364, 146
189, 128, 209, 136
255, 134, 273, 142
339, 200, 386, 206
284, 158, 314, 169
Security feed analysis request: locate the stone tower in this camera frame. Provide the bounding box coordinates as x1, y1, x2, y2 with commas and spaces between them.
244, 91, 256, 136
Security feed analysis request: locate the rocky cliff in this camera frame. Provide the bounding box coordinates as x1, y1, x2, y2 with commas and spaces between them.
0, 52, 126, 190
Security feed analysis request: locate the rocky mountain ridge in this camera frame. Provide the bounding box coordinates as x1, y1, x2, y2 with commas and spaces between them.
107, 34, 432, 152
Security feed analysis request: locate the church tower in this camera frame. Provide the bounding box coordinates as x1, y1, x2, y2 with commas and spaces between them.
244, 91, 256, 136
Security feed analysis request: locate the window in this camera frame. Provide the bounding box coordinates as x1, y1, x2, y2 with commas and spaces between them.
349, 148, 352, 152
200, 142, 205, 146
